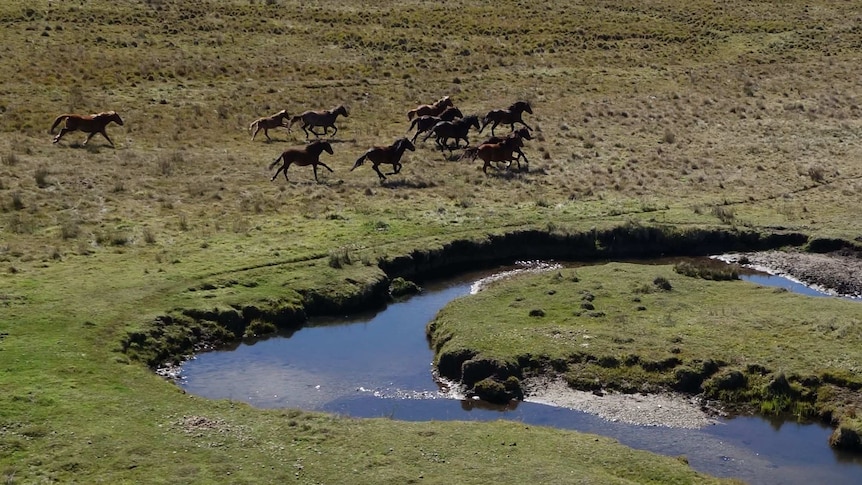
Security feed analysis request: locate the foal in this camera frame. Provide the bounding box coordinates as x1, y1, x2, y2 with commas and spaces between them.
269, 140, 335, 182
249, 109, 290, 141
351, 138, 415, 181
288, 105, 349, 139
480, 101, 533, 136
50, 111, 124, 147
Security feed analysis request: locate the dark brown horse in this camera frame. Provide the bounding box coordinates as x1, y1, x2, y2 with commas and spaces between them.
351, 138, 415, 181
50, 111, 124, 147
269, 140, 334, 182
423, 114, 481, 153
480, 101, 533, 136
462, 136, 525, 174
480, 127, 532, 170
406, 106, 464, 143
249, 109, 290, 141
407, 96, 453, 120
288, 105, 349, 139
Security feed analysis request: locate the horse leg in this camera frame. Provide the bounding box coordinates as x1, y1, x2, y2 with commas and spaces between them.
53, 128, 71, 144
99, 130, 116, 147
373, 164, 386, 180
302, 125, 311, 139
264, 128, 272, 142
318, 162, 334, 173
330, 125, 338, 138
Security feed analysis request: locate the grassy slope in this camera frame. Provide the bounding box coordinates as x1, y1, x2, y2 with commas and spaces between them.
1, 0, 860, 482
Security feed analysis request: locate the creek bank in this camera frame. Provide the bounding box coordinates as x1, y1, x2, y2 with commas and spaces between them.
123, 225, 862, 449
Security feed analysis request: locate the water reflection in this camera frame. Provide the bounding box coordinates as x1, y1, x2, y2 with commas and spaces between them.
179, 259, 862, 484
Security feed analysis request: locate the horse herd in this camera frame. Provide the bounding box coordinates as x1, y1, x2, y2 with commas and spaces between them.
48, 96, 534, 182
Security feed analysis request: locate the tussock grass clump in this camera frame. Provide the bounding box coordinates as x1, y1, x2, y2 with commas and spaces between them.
674, 260, 740, 280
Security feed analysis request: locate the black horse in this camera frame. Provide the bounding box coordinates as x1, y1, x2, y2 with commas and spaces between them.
351, 138, 416, 181
269, 140, 335, 182
480, 101, 533, 136
423, 114, 481, 153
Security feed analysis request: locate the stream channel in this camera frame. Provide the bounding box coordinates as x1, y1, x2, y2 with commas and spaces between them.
179, 259, 862, 484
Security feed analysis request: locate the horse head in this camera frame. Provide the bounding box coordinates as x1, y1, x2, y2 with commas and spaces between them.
512, 101, 532, 115
465, 114, 481, 130
335, 105, 349, 117
99, 111, 124, 126
320, 140, 334, 155
397, 137, 415, 153
439, 106, 463, 121
514, 127, 532, 140
276, 109, 290, 121
436, 96, 452, 108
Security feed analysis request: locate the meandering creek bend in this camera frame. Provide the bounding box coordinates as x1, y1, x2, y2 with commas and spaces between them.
179, 260, 862, 485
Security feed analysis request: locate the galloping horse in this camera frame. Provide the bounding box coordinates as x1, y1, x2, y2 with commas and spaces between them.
407, 96, 453, 121
406, 106, 464, 143
480, 101, 533, 136
423, 114, 481, 153
269, 140, 335, 182
288, 105, 349, 139
249, 109, 290, 141
480, 126, 532, 170
351, 138, 415, 181
462, 136, 525, 174
50, 111, 124, 147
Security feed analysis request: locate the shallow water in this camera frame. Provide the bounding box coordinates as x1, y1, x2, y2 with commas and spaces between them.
179, 261, 862, 484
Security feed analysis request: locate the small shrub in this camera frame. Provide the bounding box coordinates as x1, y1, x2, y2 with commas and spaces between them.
662, 129, 676, 144
673, 261, 739, 280
808, 165, 826, 183
653, 276, 672, 291
60, 219, 80, 240
389, 277, 421, 298
1, 153, 19, 166
10, 192, 24, 211
711, 205, 735, 224
142, 226, 156, 244
328, 247, 351, 268
34, 167, 50, 188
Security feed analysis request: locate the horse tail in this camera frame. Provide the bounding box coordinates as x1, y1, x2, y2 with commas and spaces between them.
287, 115, 302, 133
406, 117, 420, 134
248, 119, 258, 134
50, 114, 70, 134
351, 153, 368, 171
407, 109, 417, 121
461, 147, 479, 161
268, 153, 284, 171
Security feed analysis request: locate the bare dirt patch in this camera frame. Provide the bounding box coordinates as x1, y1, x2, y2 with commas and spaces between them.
524, 377, 720, 429
718, 250, 862, 298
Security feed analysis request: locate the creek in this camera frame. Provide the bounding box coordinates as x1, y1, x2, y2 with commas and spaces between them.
178, 260, 862, 484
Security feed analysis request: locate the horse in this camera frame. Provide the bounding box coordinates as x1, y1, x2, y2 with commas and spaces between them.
50, 111, 124, 147
288, 105, 349, 139
462, 136, 525, 174
423, 114, 481, 153
268, 140, 334, 182
406, 107, 464, 143
351, 138, 415, 181
479, 100, 533, 136
480, 126, 532, 170
249, 109, 290, 141
407, 96, 453, 121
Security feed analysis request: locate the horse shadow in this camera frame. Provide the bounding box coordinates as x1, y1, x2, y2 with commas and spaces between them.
380, 178, 437, 189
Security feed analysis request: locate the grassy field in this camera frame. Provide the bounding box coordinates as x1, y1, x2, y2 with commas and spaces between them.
1, 0, 861, 482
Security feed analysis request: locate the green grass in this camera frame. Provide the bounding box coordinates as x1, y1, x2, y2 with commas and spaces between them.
1, 0, 861, 482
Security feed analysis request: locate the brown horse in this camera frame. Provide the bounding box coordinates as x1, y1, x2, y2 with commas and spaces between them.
479, 101, 533, 136
406, 106, 464, 143
462, 136, 525, 174
351, 138, 415, 181
269, 140, 335, 182
288, 105, 349, 139
407, 96, 453, 121
423, 115, 481, 153
50, 111, 124, 147
249, 109, 290, 141
480, 127, 532, 171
